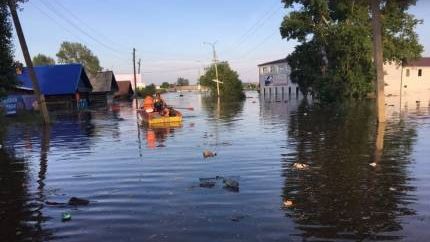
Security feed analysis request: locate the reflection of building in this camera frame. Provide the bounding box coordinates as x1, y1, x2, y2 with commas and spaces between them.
384, 57, 430, 108
258, 58, 300, 99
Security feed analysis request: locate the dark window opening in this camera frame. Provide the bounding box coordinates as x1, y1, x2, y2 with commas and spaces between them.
406, 69, 410, 77
418, 69, 422, 77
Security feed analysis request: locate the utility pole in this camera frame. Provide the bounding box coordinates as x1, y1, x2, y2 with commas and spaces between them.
138, 58, 141, 74
204, 42, 220, 97
370, 0, 386, 123
8, 0, 50, 124
132, 48, 138, 108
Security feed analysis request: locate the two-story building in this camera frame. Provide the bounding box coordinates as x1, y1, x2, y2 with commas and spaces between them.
384, 57, 430, 109
258, 58, 300, 100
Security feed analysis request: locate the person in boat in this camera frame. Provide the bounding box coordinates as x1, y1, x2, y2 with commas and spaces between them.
154, 92, 170, 117
142, 95, 154, 113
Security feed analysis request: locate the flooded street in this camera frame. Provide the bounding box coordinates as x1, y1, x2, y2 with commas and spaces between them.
1, 92, 430, 241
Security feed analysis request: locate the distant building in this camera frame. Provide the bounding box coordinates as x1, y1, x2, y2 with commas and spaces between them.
17, 64, 93, 110
115, 81, 134, 100
89, 71, 119, 107
115, 74, 145, 90
258, 58, 300, 99
384, 57, 430, 108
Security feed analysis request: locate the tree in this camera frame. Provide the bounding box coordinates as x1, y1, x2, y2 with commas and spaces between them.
280, 0, 423, 102
135, 84, 156, 98
32, 54, 55, 66
56, 41, 102, 74
176, 77, 189, 86
0, 1, 17, 98
199, 62, 245, 100
160, 82, 170, 89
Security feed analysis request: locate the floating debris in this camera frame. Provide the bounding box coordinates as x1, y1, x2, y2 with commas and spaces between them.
369, 162, 377, 167
203, 150, 216, 158
223, 178, 239, 192
283, 199, 294, 208
292, 163, 309, 170
68, 197, 90, 206
389, 187, 396, 191
45, 201, 66, 206
231, 214, 246, 222
62, 212, 72, 222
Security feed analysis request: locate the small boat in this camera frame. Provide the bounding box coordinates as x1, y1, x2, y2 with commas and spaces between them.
137, 109, 182, 126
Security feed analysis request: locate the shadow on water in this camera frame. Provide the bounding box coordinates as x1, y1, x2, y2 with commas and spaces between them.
282, 100, 417, 240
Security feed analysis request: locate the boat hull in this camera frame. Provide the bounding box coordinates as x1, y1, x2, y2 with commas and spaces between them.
137, 110, 183, 126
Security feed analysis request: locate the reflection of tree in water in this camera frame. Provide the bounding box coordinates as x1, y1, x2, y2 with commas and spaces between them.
0, 148, 53, 241
283, 101, 417, 240
201, 96, 244, 123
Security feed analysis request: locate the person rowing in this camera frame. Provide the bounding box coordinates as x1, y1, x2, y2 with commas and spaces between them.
154, 92, 170, 117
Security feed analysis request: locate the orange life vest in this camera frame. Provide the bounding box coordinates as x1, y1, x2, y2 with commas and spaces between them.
142, 96, 154, 112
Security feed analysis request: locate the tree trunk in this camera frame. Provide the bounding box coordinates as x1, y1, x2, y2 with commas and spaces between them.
370, 0, 386, 123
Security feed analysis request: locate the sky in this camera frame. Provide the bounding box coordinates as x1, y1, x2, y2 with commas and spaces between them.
12, 0, 430, 85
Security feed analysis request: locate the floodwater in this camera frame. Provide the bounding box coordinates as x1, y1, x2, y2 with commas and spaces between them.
1, 92, 430, 242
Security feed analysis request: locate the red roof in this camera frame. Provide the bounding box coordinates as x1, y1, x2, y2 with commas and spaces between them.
405, 57, 430, 67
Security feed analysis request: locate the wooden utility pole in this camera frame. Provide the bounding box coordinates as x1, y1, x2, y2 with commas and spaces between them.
370, 0, 386, 123
137, 58, 141, 74
204, 42, 220, 97
133, 48, 137, 91
8, 0, 50, 123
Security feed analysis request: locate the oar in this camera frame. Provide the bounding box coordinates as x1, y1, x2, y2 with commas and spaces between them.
169, 107, 194, 111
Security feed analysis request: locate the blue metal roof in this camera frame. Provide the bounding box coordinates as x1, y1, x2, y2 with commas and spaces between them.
17, 64, 93, 95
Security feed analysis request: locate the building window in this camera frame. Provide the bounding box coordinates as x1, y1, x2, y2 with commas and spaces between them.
418, 69, 422, 77
278, 65, 286, 73
406, 69, 410, 77
262, 67, 269, 74
270, 66, 276, 73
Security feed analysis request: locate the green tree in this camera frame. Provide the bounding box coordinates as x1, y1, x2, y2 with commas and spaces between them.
56, 41, 102, 74
280, 0, 423, 102
135, 84, 156, 97
0, 1, 17, 98
176, 77, 189, 86
32, 54, 55, 66
160, 82, 170, 89
199, 62, 245, 100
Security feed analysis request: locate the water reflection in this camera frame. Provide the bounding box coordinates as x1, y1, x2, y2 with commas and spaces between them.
283, 101, 417, 240
0, 127, 53, 241
201, 95, 244, 123
141, 126, 179, 149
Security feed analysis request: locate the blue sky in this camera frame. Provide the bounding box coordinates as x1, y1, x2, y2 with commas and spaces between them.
12, 0, 430, 85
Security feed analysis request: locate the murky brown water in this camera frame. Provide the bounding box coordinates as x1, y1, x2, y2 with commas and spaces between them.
1, 92, 430, 241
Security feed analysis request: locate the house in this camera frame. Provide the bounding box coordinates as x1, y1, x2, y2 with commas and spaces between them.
17, 64, 93, 110
89, 71, 119, 107
258, 58, 300, 99
384, 57, 430, 108
115, 74, 145, 90
115, 81, 134, 100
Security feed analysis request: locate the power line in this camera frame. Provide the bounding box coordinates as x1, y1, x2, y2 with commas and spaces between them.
37, 0, 125, 56
238, 30, 278, 59
51, 0, 131, 52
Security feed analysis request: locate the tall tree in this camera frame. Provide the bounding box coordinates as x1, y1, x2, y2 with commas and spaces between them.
56, 41, 102, 74
176, 77, 189, 86
32, 54, 55, 66
0, 0, 17, 98
280, 0, 423, 102
199, 62, 245, 100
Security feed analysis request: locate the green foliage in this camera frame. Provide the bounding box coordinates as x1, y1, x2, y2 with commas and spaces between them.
160, 82, 170, 89
176, 77, 189, 86
135, 84, 156, 97
32, 54, 55, 66
199, 62, 245, 100
281, 0, 423, 102
56, 41, 102, 75
0, 2, 17, 98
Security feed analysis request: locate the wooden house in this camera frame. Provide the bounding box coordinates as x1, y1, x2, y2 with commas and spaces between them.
115, 81, 134, 100
17, 64, 93, 111
89, 71, 119, 107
